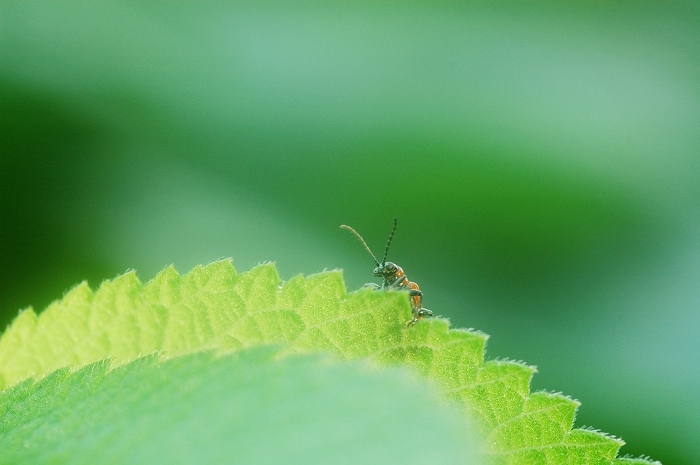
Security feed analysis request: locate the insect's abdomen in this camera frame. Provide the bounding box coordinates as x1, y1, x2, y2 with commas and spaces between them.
408, 281, 422, 309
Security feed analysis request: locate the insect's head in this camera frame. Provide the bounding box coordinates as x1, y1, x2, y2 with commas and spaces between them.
341, 218, 398, 271
373, 261, 398, 278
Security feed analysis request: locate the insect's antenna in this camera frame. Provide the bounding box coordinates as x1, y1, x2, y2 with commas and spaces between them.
382, 217, 398, 265
341, 224, 380, 266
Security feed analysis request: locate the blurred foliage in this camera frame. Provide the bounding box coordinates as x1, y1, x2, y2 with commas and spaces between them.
0, 0, 698, 463
0, 348, 478, 465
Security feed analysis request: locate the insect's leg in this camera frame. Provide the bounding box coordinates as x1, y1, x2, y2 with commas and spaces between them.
408, 290, 422, 312
416, 308, 433, 318
382, 274, 407, 290
405, 308, 433, 327
363, 283, 381, 290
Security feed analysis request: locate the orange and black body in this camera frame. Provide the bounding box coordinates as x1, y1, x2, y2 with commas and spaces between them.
341, 219, 433, 327
373, 261, 421, 307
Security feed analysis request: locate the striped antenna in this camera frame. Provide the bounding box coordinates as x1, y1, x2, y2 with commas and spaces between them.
382, 217, 398, 264
341, 224, 380, 266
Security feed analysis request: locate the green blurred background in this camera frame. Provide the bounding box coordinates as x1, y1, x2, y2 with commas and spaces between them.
1, 1, 698, 463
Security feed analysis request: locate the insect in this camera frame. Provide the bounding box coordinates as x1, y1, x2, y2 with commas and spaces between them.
341, 218, 433, 327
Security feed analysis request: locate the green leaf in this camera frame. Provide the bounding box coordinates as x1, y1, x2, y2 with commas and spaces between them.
0, 347, 477, 465
0, 260, 659, 464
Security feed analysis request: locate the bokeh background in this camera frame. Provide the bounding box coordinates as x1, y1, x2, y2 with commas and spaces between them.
1, 1, 698, 463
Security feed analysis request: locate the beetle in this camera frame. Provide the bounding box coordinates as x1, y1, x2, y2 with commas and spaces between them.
341, 218, 433, 327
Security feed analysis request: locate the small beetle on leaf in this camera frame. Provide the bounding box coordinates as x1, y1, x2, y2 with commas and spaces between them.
341, 218, 433, 327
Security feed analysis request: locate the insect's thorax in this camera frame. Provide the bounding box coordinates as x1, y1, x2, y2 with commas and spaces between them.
373, 261, 410, 289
